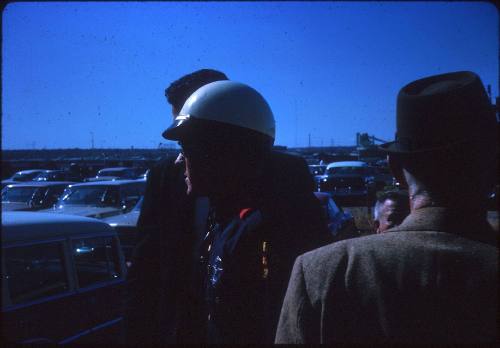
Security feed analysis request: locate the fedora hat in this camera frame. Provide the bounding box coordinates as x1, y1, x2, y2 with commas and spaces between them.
380, 71, 496, 153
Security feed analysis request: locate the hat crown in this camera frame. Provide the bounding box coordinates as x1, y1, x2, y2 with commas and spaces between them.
384, 71, 496, 153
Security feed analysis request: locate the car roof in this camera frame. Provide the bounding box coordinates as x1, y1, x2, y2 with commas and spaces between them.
326, 161, 368, 169
2, 212, 115, 244
15, 169, 45, 174
98, 167, 132, 172
4, 181, 74, 188
68, 179, 145, 187
39, 169, 65, 173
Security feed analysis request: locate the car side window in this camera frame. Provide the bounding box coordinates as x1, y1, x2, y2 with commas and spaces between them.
4, 242, 68, 305
72, 236, 121, 288
46, 187, 65, 205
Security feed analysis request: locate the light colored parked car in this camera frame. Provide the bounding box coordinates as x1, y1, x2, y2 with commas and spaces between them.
39, 179, 146, 219
85, 167, 140, 182
102, 196, 142, 227
2, 169, 46, 189
2, 212, 127, 344
102, 197, 143, 263
2, 181, 74, 212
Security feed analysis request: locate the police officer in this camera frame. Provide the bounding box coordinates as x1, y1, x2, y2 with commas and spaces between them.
126, 69, 228, 344
162, 80, 331, 344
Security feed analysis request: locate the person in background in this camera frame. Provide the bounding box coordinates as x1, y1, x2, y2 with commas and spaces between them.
373, 190, 409, 233
163, 80, 331, 344
275, 71, 498, 344
125, 69, 228, 344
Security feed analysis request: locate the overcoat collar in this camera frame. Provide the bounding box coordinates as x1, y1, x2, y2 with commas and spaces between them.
387, 207, 497, 246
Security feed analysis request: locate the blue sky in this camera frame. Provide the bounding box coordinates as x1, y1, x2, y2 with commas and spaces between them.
2, 1, 498, 149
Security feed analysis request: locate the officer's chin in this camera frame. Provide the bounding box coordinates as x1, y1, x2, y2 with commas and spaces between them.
185, 176, 209, 197
185, 176, 193, 195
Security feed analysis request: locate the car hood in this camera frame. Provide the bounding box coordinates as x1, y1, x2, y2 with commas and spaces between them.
39, 205, 123, 219
102, 211, 140, 226
321, 174, 367, 179
2, 202, 32, 211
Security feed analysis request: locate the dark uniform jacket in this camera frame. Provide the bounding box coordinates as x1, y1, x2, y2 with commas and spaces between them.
126, 150, 331, 344
201, 151, 332, 344
275, 207, 498, 344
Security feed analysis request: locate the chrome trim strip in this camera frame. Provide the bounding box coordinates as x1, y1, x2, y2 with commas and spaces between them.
59, 316, 123, 344
2, 279, 125, 312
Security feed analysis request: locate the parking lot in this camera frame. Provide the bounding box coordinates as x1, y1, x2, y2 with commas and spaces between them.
2, 151, 498, 344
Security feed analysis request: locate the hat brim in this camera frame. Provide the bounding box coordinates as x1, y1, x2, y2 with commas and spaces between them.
378, 141, 410, 153
379, 139, 474, 154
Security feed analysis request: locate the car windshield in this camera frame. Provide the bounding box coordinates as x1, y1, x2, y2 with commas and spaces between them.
58, 186, 120, 207
11, 172, 41, 182
34, 172, 59, 181
132, 197, 143, 211
2, 186, 39, 203
326, 167, 366, 175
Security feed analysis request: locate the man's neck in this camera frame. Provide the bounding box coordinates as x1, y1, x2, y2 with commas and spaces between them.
408, 187, 487, 218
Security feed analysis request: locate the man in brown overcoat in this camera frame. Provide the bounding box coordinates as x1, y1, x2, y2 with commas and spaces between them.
275, 71, 498, 344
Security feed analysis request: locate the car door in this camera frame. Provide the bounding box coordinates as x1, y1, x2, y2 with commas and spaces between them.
69, 235, 126, 343
2, 240, 82, 344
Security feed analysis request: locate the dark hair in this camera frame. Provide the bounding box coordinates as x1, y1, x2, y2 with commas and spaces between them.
165, 69, 229, 110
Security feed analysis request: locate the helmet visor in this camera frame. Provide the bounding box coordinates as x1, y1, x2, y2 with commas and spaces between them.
162, 114, 193, 140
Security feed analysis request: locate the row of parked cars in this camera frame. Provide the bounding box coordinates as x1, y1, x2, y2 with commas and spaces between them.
1, 167, 146, 343
2, 167, 148, 190
1, 163, 360, 343
2, 179, 145, 218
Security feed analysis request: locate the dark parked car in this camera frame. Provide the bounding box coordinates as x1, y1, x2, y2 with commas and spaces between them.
2, 181, 73, 211
314, 192, 358, 241
1, 212, 127, 344
33, 170, 84, 182
317, 161, 376, 206
371, 165, 395, 190
40, 179, 146, 219
308, 164, 327, 176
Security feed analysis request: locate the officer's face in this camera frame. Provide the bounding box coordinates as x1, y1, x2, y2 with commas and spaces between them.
180, 139, 222, 196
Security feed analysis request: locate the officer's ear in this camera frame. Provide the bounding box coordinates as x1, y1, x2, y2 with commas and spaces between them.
387, 154, 408, 189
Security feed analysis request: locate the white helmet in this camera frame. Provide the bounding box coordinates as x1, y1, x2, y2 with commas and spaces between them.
162, 80, 276, 141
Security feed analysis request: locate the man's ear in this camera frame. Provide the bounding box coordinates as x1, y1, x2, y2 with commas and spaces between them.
387, 154, 408, 189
